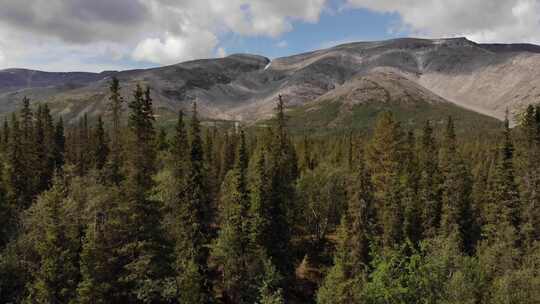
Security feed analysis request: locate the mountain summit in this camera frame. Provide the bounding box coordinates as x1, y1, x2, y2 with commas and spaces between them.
1, 37, 539, 124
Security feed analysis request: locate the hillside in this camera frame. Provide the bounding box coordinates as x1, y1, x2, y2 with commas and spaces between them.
1, 37, 540, 125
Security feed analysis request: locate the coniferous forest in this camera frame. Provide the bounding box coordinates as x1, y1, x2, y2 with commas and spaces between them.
1, 77, 540, 304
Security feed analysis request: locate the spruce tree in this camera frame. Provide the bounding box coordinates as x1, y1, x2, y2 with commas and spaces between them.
173, 103, 213, 303
117, 85, 172, 302
265, 95, 296, 277
486, 112, 521, 236
401, 130, 422, 245
213, 130, 257, 303
92, 116, 109, 171
26, 179, 79, 304
155, 128, 169, 152
516, 106, 540, 249
440, 116, 476, 252
5, 113, 33, 209
317, 161, 374, 304
2, 118, 9, 148
366, 111, 405, 249
106, 76, 124, 185
418, 120, 442, 238
53, 117, 65, 171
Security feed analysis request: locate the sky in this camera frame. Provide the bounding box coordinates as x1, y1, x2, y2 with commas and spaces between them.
0, 0, 539, 72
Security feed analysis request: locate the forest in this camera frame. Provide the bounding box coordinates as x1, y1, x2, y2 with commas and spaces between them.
0, 77, 539, 304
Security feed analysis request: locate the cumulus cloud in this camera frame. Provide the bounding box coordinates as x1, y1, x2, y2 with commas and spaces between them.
0, 0, 328, 70
216, 47, 227, 58
133, 30, 218, 65
0, 0, 148, 43
346, 0, 540, 43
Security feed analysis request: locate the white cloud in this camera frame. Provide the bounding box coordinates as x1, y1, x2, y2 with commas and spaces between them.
133, 29, 218, 65
346, 0, 540, 43
0, 0, 328, 70
216, 47, 227, 58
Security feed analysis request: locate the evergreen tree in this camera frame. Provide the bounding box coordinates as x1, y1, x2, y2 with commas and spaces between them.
34, 104, 55, 193
155, 128, 169, 152
53, 117, 65, 171
486, 112, 521, 236
2, 118, 9, 148
402, 130, 422, 245
92, 116, 109, 171
76, 183, 124, 303
440, 116, 476, 252
26, 179, 79, 304
317, 161, 374, 304
5, 113, 33, 209
248, 147, 272, 255
106, 76, 124, 184
366, 111, 405, 249
213, 130, 258, 303
117, 85, 172, 302
516, 106, 540, 249
418, 120, 442, 238
265, 95, 296, 277
172, 103, 213, 303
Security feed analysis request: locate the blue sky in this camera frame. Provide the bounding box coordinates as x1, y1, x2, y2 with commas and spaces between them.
0, 0, 538, 72
219, 8, 402, 60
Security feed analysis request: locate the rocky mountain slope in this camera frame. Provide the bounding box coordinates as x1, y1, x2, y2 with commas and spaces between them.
1, 37, 539, 125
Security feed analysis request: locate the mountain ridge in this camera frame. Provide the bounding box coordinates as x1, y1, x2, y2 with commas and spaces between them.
1, 37, 539, 125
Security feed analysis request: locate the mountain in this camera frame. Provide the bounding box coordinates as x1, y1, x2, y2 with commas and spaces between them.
1, 37, 539, 126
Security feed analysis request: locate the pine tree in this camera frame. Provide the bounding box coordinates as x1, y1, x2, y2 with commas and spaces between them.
265, 95, 296, 277
213, 129, 257, 303
440, 116, 476, 252
0, 163, 10, 248
366, 111, 405, 249
106, 76, 124, 185
117, 85, 172, 302
2, 118, 9, 148
53, 117, 65, 171
402, 130, 422, 245
516, 106, 540, 249
76, 183, 124, 303
19, 97, 38, 200
5, 113, 33, 209
317, 161, 373, 304
155, 128, 169, 152
92, 116, 109, 171
418, 120, 442, 238
26, 179, 79, 304
172, 102, 213, 303
171, 110, 189, 174
34, 104, 55, 193
248, 147, 272, 255
486, 112, 521, 236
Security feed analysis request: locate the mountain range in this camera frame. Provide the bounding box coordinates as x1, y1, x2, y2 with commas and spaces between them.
2, 37, 540, 128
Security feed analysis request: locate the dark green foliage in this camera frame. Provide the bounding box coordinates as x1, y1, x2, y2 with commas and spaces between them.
105, 76, 125, 185
485, 113, 521, 237
25, 178, 79, 303
317, 162, 373, 304
418, 120, 442, 238
92, 116, 109, 171
53, 117, 65, 171
440, 116, 477, 252
366, 111, 405, 249
0, 86, 539, 304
